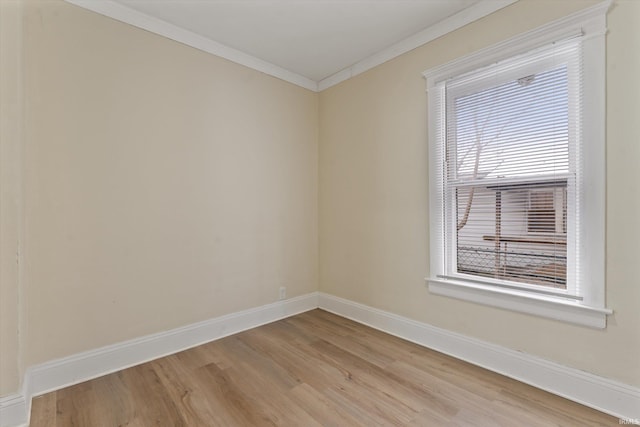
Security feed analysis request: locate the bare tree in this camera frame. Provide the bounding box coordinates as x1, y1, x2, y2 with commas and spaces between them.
455, 103, 529, 231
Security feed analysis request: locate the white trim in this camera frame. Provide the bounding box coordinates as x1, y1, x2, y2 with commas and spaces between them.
28, 293, 318, 396
422, 0, 612, 86
62, 0, 319, 92
317, 293, 640, 421
578, 6, 607, 309
318, 0, 518, 91
62, 0, 518, 93
0, 293, 318, 427
0, 394, 28, 427
2, 292, 637, 425
427, 278, 611, 329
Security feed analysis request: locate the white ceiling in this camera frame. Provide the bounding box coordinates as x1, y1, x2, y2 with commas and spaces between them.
67, 0, 518, 91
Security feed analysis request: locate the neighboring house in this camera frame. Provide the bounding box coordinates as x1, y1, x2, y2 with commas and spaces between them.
457, 183, 567, 288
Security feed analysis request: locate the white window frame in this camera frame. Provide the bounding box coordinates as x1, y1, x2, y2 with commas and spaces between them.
423, 1, 612, 328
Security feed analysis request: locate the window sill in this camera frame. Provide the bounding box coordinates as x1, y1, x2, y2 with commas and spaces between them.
426, 277, 612, 328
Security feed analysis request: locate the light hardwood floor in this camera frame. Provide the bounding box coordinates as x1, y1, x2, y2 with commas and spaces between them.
30, 309, 618, 426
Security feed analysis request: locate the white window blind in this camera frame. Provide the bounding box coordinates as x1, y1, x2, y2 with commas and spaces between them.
439, 38, 582, 297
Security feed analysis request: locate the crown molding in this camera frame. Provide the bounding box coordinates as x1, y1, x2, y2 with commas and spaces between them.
63, 0, 319, 92
317, 0, 520, 91
63, 0, 520, 93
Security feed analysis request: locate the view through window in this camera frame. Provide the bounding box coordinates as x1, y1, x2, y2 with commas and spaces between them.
447, 61, 572, 289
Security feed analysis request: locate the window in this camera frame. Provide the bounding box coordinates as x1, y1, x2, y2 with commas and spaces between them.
423, 3, 611, 328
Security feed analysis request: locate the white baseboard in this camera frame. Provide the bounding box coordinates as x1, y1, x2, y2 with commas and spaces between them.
317, 292, 640, 421
28, 292, 319, 397
0, 292, 319, 427
3, 291, 638, 426
0, 394, 28, 427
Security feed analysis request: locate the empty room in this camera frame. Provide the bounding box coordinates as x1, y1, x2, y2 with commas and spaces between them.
1, 0, 638, 425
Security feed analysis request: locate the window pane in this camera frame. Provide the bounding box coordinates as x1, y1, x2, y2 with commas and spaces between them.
450, 66, 569, 180
456, 183, 567, 288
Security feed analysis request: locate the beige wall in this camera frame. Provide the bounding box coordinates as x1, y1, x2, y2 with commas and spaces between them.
2, 0, 638, 400
20, 0, 318, 370
319, 0, 640, 387
0, 0, 23, 397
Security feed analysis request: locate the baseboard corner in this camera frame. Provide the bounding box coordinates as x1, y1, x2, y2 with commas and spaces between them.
0, 393, 28, 427
1, 292, 320, 427
317, 292, 640, 420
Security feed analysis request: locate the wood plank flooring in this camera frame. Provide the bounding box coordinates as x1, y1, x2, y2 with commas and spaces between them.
30, 309, 618, 426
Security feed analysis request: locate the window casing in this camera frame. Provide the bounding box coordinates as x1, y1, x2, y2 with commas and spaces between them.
423, 2, 611, 328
